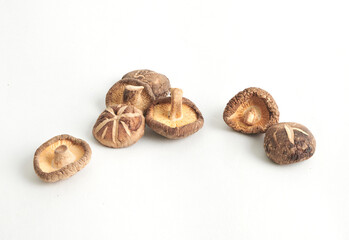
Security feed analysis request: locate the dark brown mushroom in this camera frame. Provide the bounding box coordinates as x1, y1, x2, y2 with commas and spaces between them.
145, 88, 204, 139
264, 122, 316, 164
122, 69, 171, 98
223, 87, 279, 134
93, 104, 145, 148
106, 70, 171, 113
33, 134, 91, 183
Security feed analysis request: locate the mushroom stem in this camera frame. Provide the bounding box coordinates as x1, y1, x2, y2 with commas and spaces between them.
123, 85, 144, 106
169, 88, 183, 121
243, 107, 260, 126
52, 145, 75, 169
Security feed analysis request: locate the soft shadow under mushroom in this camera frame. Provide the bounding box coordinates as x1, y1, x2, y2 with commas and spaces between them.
143, 126, 172, 143
22, 154, 46, 185
208, 107, 232, 132
249, 134, 274, 164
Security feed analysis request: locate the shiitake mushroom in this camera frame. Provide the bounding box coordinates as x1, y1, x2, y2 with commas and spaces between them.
264, 122, 316, 164
106, 70, 171, 113
33, 134, 91, 183
223, 87, 279, 134
122, 69, 171, 99
146, 88, 204, 139
93, 104, 145, 148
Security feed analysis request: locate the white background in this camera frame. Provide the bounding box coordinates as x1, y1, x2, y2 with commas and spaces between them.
1, 0, 348, 239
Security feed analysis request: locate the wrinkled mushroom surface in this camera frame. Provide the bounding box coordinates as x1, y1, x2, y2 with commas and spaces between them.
146, 88, 204, 139
33, 134, 91, 183
105, 78, 155, 113
93, 104, 145, 148
122, 69, 171, 98
223, 87, 279, 134
264, 122, 316, 165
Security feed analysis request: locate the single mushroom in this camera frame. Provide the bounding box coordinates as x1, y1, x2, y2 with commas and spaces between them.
145, 88, 204, 139
122, 69, 171, 98
93, 104, 145, 148
106, 70, 171, 113
264, 122, 316, 164
105, 79, 155, 113
223, 87, 279, 134
33, 134, 91, 183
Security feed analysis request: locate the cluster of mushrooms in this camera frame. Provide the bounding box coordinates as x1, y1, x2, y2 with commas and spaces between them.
223, 87, 316, 165
32, 76, 316, 183
93, 69, 204, 147
33, 70, 204, 182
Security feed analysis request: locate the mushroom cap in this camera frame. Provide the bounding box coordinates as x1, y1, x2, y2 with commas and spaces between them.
33, 134, 91, 183
105, 78, 156, 113
223, 87, 279, 134
145, 97, 204, 139
264, 122, 316, 164
122, 69, 171, 98
93, 104, 145, 148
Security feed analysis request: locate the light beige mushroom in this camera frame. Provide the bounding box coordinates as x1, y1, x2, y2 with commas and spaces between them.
33, 134, 91, 183
146, 88, 204, 139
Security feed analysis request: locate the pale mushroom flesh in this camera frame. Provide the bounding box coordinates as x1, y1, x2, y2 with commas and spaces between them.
38, 139, 85, 173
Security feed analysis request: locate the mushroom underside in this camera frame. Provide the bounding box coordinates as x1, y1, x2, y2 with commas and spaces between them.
152, 103, 198, 127
146, 97, 204, 139
37, 139, 84, 173
106, 81, 154, 112
227, 96, 270, 129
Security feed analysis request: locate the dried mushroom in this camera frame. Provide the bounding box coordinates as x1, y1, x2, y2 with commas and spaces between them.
93, 104, 145, 148
264, 122, 316, 164
146, 88, 204, 139
33, 134, 91, 183
105, 78, 155, 113
223, 87, 279, 134
106, 70, 171, 113
122, 69, 171, 98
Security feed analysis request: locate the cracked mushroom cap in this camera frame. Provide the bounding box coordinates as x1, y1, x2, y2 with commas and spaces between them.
264, 122, 316, 165
122, 69, 171, 98
33, 134, 91, 183
223, 87, 279, 134
145, 88, 204, 139
93, 104, 145, 148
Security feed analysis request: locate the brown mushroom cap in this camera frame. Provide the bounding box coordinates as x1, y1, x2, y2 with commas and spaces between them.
122, 69, 171, 98
223, 87, 279, 134
146, 89, 204, 139
264, 122, 316, 165
93, 104, 145, 148
33, 134, 91, 183
105, 78, 155, 113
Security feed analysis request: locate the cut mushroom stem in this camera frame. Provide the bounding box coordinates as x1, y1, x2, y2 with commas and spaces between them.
52, 145, 75, 169
169, 88, 183, 121
243, 107, 261, 126
123, 85, 144, 106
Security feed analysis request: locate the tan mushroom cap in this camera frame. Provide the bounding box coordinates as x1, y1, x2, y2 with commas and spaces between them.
223, 87, 279, 134
122, 69, 171, 98
33, 134, 91, 183
146, 88, 204, 139
93, 104, 145, 148
105, 78, 155, 113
